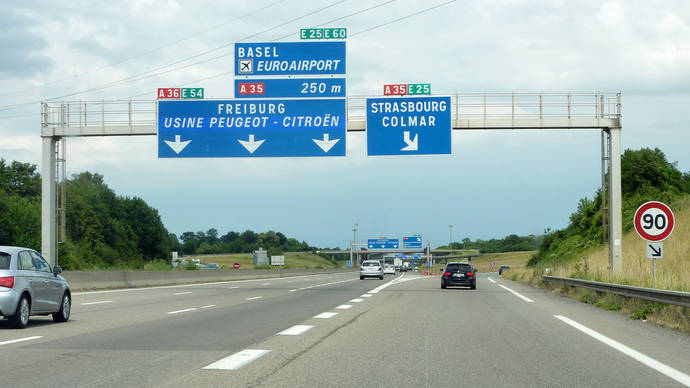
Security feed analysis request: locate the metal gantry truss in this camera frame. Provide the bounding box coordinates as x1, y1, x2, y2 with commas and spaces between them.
40, 92, 623, 271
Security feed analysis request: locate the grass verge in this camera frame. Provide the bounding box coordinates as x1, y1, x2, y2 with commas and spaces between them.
507, 267, 690, 334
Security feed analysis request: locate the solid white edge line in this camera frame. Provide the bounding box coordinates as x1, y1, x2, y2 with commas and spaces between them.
277, 325, 315, 336
80, 300, 113, 305
200, 305, 215, 309
0, 336, 43, 346
314, 312, 338, 319
498, 284, 534, 303
554, 315, 690, 386
203, 349, 270, 370
167, 308, 197, 315
487, 277, 496, 284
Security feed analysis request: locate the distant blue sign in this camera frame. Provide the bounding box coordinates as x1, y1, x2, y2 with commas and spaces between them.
403, 236, 423, 249
413, 254, 421, 259
366, 96, 451, 156
235, 78, 346, 99
158, 99, 346, 158
235, 42, 346, 76
367, 239, 399, 249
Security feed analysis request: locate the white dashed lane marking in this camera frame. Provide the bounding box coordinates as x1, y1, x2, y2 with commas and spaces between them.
174, 292, 192, 296
203, 349, 270, 370
350, 298, 363, 303
245, 296, 263, 301
168, 308, 197, 315
336, 304, 352, 309
314, 312, 338, 319
80, 300, 113, 305
277, 325, 314, 336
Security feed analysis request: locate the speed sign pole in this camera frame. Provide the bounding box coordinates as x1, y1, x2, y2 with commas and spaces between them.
633, 201, 675, 280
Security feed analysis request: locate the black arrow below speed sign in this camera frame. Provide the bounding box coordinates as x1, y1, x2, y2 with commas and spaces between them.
634, 201, 675, 242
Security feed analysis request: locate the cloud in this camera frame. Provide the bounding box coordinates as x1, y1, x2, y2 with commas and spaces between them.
0, 8, 52, 79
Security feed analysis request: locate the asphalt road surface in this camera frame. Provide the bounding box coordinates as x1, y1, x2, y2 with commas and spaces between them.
0, 271, 688, 387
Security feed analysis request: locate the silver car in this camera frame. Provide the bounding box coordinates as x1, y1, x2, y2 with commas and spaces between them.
0, 246, 71, 329
360, 260, 384, 280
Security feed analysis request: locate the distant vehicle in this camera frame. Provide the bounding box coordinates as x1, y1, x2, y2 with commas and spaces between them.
393, 258, 403, 269
441, 262, 476, 290
383, 264, 395, 275
498, 265, 510, 275
399, 266, 407, 272
360, 260, 384, 280
413, 266, 419, 271
203, 263, 221, 270
0, 246, 71, 328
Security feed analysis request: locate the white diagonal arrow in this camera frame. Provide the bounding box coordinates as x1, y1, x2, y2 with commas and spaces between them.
164, 135, 191, 154
312, 133, 340, 153
401, 131, 418, 151
238, 134, 265, 154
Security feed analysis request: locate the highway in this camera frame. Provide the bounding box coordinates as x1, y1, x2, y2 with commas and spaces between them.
0, 271, 688, 387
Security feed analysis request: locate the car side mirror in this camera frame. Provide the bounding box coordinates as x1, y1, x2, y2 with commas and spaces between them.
53, 266, 63, 276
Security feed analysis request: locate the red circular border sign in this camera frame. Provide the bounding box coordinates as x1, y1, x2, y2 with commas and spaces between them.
233, 262, 241, 269
633, 201, 675, 242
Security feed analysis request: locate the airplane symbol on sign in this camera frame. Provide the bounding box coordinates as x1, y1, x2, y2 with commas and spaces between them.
239, 59, 253, 74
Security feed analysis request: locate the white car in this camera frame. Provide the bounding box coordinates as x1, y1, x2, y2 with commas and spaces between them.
383, 264, 395, 275
360, 260, 384, 280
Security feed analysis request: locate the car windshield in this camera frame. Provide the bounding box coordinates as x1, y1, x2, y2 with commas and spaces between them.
446, 264, 472, 272
0, 252, 10, 269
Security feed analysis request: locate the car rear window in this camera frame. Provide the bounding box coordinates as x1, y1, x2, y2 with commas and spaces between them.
446, 264, 472, 272
0, 252, 10, 270
362, 262, 379, 267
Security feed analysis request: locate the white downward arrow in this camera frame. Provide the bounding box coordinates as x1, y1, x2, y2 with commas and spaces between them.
312, 133, 340, 153
238, 134, 265, 154
164, 135, 191, 154
401, 131, 418, 151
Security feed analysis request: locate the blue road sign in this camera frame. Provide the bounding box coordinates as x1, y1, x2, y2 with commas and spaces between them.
158, 99, 346, 158
403, 236, 423, 249
367, 239, 399, 249
413, 254, 421, 259
366, 96, 451, 156
235, 42, 346, 76
235, 78, 346, 99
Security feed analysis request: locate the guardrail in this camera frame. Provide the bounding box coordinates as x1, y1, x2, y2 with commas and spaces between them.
542, 276, 690, 308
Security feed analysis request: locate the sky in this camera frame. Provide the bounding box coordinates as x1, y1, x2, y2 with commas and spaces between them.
1, 0, 689, 249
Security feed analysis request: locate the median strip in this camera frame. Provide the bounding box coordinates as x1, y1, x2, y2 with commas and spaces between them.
554, 315, 690, 386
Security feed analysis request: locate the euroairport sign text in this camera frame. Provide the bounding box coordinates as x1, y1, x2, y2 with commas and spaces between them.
235, 41, 346, 76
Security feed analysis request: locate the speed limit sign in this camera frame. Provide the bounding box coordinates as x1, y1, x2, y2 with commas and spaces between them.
634, 201, 675, 242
